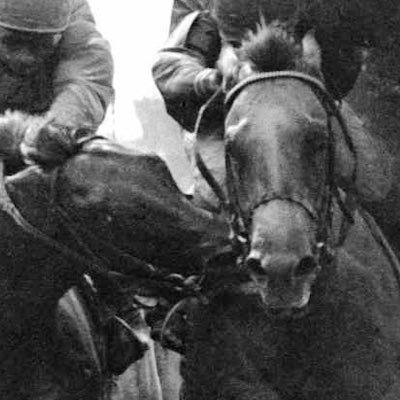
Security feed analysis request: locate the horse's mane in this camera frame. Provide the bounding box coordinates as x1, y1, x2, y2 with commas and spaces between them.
239, 21, 300, 73
238, 21, 322, 78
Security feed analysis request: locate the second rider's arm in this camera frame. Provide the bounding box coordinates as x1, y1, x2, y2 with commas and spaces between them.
152, 0, 223, 132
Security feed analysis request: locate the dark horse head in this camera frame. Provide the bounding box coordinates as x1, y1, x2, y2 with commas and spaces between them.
219, 21, 356, 312
0, 112, 230, 398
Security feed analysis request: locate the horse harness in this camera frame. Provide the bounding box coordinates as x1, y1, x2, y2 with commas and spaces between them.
194, 71, 359, 268
203, 70, 400, 319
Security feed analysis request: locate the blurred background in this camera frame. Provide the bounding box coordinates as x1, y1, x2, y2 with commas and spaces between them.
88, 0, 193, 192
87, 4, 186, 399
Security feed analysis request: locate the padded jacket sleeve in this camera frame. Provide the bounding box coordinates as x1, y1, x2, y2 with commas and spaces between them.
152, 0, 223, 132
47, 0, 114, 131
170, 0, 210, 31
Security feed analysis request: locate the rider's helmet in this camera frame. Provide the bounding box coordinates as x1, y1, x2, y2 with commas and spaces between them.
0, 0, 72, 33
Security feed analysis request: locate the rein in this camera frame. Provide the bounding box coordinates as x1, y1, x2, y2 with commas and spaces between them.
0, 150, 201, 298
195, 71, 358, 263
193, 89, 249, 257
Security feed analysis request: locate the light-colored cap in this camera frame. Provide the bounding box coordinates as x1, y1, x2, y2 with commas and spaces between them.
0, 0, 72, 33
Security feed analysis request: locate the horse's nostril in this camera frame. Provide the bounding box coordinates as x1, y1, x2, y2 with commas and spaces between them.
246, 256, 265, 275
294, 256, 318, 277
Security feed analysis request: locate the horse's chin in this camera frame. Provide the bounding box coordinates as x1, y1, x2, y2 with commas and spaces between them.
267, 304, 310, 320
239, 280, 312, 319
266, 293, 311, 319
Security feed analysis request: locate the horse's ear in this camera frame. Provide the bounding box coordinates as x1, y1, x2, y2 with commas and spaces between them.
301, 29, 321, 70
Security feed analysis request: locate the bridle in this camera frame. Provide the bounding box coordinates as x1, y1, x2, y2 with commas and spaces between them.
195, 70, 358, 267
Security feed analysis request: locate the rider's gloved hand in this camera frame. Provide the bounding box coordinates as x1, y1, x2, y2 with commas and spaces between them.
217, 44, 242, 92
0, 110, 27, 160
20, 121, 89, 168
194, 68, 222, 98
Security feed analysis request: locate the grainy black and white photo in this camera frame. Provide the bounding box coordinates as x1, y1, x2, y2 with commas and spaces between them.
0, 0, 400, 399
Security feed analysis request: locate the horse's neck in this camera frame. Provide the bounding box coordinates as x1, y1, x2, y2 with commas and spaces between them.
57, 148, 231, 274
5, 167, 81, 299
324, 204, 400, 305
334, 98, 394, 206
334, 47, 400, 207
348, 47, 400, 151
339, 49, 400, 243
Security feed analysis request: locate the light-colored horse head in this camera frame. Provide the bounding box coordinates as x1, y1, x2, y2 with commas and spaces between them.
220, 22, 347, 312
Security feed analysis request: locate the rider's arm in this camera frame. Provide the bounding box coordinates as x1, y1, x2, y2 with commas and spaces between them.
47, 0, 114, 130
152, 1, 222, 132
20, 0, 114, 167
169, 0, 210, 32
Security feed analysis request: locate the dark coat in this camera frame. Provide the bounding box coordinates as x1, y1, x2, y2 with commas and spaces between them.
0, 0, 113, 129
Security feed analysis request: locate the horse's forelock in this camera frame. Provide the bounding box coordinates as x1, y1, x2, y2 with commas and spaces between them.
239, 21, 300, 73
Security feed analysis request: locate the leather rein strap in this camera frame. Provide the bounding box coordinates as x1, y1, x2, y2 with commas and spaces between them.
193, 88, 249, 253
